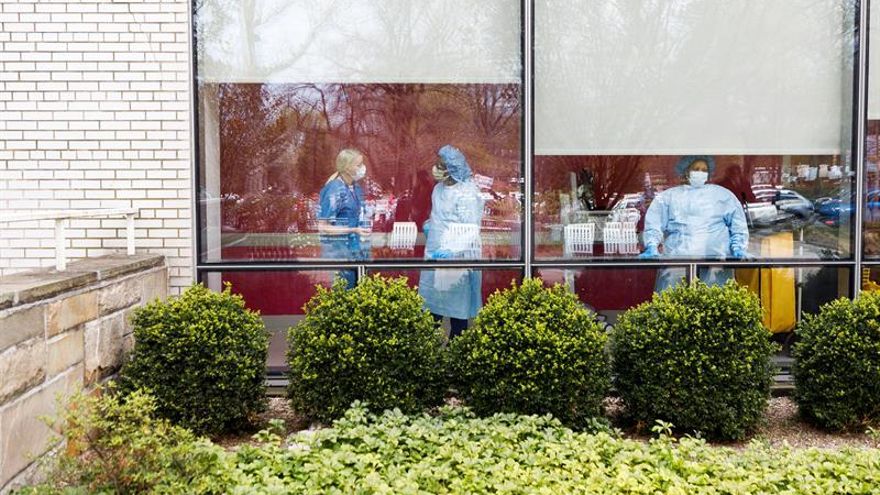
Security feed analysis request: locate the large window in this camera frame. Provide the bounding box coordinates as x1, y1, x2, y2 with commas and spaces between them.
196, 0, 523, 263
194, 0, 871, 370
534, 0, 858, 261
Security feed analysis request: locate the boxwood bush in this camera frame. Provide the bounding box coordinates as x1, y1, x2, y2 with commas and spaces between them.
287, 275, 446, 422
119, 283, 269, 435
793, 291, 880, 430
612, 280, 775, 440
448, 278, 609, 427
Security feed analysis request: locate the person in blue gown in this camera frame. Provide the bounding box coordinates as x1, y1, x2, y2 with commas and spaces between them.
317, 148, 369, 288
639, 155, 750, 291
418, 145, 484, 339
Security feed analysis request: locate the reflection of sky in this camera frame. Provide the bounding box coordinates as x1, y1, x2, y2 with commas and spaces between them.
198, 0, 520, 84
535, 0, 855, 155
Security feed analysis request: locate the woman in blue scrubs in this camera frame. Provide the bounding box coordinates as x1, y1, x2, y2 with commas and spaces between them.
317, 148, 369, 287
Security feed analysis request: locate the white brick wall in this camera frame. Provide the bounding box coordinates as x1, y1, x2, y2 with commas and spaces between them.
0, 0, 194, 294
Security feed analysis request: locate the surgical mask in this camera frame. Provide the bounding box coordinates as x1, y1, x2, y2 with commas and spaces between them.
432, 165, 449, 182
688, 171, 708, 187
352, 164, 366, 181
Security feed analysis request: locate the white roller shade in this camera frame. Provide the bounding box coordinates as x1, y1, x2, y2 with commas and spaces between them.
536, 0, 855, 155
871, 3, 879, 120
196, 0, 520, 84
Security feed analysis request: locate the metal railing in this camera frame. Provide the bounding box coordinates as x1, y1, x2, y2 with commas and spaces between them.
0, 208, 138, 271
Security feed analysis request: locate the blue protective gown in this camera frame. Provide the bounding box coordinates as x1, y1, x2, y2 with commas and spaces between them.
317, 177, 365, 287
418, 180, 484, 320
642, 183, 748, 291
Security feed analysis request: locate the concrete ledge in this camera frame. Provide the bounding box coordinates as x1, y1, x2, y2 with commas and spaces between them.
0, 254, 164, 310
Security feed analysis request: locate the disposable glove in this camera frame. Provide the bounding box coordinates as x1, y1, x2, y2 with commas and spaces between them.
638, 245, 660, 259
428, 249, 453, 260
731, 247, 753, 260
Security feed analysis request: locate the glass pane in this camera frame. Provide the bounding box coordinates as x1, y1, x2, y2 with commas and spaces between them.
864, 5, 880, 257
368, 269, 522, 338
538, 266, 850, 369
202, 270, 342, 373
534, 268, 658, 325
196, 1, 523, 263
727, 265, 850, 372
534, 1, 857, 262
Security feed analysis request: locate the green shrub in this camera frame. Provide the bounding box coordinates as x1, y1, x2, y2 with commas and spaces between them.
448, 278, 609, 427
612, 280, 775, 440
793, 291, 880, 430
119, 283, 269, 435
230, 403, 880, 494
287, 275, 446, 422
22, 386, 233, 495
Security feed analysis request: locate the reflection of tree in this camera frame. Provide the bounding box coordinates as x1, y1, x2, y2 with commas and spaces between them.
536, 156, 643, 211
218, 82, 522, 232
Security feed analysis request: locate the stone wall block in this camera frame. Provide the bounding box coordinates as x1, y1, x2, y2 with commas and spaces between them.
83, 314, 127, 386
0, 338, 46, 404
46, 292, 98, 338
98, 279, 140, 316
0, 365, 83, 488
141, 270, 169, 306
46, 329, 84, 378
82, 320, 101, 387
0, 306, 45, 353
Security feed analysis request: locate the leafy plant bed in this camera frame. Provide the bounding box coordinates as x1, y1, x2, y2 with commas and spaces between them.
25, 398, 880, 494
225, 404, 880, 494
223, 396, 879, 452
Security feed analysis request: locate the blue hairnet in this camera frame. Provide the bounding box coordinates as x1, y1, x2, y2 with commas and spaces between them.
438, 145, 472, 182
675, 155, 716, 177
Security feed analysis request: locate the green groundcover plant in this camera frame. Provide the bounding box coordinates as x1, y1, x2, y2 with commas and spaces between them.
20, 387, 233, 495
119, 283, 269, 435
25, 400, 880, 494
287, 275, 446, 422
612, 280, 776, 440
449, 278, 609, 427
794, 290, 880, 431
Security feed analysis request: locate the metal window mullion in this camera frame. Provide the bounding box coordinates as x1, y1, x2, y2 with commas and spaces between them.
523, 0, 534, 280
853, 0, 870, 297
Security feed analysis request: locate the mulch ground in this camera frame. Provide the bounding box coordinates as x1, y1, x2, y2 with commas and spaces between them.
215, 397, 879, 450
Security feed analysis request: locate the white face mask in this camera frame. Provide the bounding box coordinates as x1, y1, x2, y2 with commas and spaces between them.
352, 164, 366, 181
688, 170, 708, 187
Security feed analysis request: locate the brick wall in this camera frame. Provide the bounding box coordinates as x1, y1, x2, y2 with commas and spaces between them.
0, 0, 193, 294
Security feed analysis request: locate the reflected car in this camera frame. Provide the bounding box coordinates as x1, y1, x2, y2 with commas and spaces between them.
773, 190, 814, 219
745, 187, 816, 230
816, 190, 880, 226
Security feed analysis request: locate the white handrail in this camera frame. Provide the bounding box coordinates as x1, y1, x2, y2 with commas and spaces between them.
0, 208, 138, 271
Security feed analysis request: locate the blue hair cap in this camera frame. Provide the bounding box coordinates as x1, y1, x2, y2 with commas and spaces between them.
438, 145, 472, 182
675, 155, 716, 177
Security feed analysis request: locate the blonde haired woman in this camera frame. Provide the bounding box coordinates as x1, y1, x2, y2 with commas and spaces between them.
317, 148, 369, 287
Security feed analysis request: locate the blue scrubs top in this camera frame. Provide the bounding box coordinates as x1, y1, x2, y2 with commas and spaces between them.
318, 178, 366, 286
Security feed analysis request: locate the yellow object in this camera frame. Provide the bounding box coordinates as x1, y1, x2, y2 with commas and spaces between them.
862, 268, 880, 292
735, 232, 796, 333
